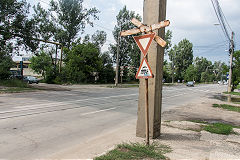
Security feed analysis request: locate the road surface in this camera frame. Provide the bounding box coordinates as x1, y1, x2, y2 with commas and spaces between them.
0, 84, 226, 159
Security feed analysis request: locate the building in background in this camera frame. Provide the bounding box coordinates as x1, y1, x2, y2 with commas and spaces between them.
10, 56, 42, 78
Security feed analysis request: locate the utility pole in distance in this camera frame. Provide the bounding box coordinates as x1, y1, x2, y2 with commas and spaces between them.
115, 34, 120, 86
228, 31, 234, 93
136, 0, 167, 138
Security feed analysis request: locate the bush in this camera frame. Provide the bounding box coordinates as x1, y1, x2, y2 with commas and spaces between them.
0, 79, 29, 88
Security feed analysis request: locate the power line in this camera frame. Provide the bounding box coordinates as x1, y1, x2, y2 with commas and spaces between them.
211, 0, 231, 42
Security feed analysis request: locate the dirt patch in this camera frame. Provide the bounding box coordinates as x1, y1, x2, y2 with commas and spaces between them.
162, 98, 240, 126
160, 97, 240, 160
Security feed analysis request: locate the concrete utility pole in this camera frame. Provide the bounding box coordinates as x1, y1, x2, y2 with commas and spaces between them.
228, 31, 234, 93
136, 0, 167, 138
115, 24, 122, 86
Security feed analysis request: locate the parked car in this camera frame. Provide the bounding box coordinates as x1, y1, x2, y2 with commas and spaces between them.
23, 76, 39, 84
186, 81, 194, 87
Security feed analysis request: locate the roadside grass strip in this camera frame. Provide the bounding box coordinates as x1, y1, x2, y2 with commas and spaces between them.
0, 80, 41, 93
204, 123, 234, 135
94, 142, 171, 160
213, 104, 240, 113
188, 119, 240, 135
0, 79, 29, 88
223, 92, 240, 96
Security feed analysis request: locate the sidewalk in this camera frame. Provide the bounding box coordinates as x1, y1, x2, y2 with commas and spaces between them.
49, 96, 240, 160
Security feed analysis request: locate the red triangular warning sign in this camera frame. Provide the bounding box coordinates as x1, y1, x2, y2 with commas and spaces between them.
133, 33, 155, 57
136, 58, 153, 79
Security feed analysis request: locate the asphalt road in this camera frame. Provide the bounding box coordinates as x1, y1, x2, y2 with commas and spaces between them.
0, 84, 226, 160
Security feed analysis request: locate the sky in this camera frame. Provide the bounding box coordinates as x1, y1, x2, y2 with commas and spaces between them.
27, 0, 240, 64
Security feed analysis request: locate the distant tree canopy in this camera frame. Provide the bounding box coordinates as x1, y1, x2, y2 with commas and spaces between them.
0, 0, 38, 53
169, 39, 193, 80
33, 0, 99, 49
62, 43, 102, 83
233, 50, 240, 90
0, 51, 13, 80
109, 6, 142, 70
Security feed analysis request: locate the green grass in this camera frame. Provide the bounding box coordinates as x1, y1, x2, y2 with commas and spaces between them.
203, 123, 234, 135
0, 87, 38, 93
0, 80, 38, 93
223, 92, 240, 96
213, 104, 240, 113
187, 120, 240, 135
94, 142, 171, 160
0, 79, 29, 88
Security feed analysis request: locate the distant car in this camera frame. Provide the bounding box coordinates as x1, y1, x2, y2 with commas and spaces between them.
23, 76, 39, 84
186, 81, 194, 87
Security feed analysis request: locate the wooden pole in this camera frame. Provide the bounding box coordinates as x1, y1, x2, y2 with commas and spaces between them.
59, 46, 63, 73
145, 78, 149, 145
228, 32, 234, 93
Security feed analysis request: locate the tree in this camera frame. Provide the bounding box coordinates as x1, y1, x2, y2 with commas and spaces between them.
169, 39, 193, 80
232, 50, 240, 90
165, 30, 172, 55
0, 51, 13, 80
91, 30, 107, 50
194, 57, 212, 82
63, 43, 102, 83
29, 51, 54, 80
184, 65, 197, 82
82, 30, 107, 51
49, 0, 99, 48
98, 51, 115, 83
213, 61, 227, 81
0, 0, 38, 53
109, 6, 142, 72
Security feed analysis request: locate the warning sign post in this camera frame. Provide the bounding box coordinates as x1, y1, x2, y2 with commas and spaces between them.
134, 33, 155, 145
120, 16, 170, 145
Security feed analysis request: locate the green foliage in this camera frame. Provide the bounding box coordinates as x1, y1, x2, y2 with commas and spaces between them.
204, 123, 234, 135
184, 65, 197, 82
169, 39, 193, 80
49, 0, 99, 48
0, 79, 28, 88
110, 6, 142, 73
63, 43, 102, 83
213, 104, 240, 113
0, 51, 13, 80
233, 50, 240, 90
98, 52, 115, 83
29, 51, 54, 79
94, 142, 171, 160
0, 0, 38, 52
165, 30, 172, 55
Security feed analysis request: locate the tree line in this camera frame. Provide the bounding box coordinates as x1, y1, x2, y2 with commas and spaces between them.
0, 0, 239, 89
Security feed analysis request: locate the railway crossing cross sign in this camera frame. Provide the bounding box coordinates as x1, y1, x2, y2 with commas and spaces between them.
134, 33, 155, 79
120, 17, 170, 145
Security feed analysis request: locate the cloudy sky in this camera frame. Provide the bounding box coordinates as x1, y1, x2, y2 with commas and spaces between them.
28, 0, 240, 63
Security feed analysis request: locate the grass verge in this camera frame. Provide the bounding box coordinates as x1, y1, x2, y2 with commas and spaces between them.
94, 142, 171, 160
0, 79, 29, 88
203, 123, 234, 135
0, 80, 38, 93
223, 92, 240, 96
213, 104, 240, 113
188, 119, 240, 135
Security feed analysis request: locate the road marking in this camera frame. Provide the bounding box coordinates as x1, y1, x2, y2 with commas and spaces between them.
81, 107, 117, 116
14, 93, 138, 109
